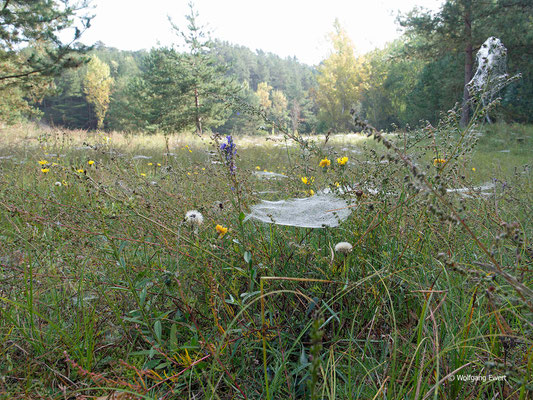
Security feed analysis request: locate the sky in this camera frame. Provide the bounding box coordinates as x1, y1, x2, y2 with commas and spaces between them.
77, 0, 444, 66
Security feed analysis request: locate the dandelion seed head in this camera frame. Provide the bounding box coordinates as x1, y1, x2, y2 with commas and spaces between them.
335, 242, 353, 254
185, 210, 204, 226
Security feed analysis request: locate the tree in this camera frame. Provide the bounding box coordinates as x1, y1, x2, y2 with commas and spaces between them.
314, 19, 370, 132
83, 55, 113, 129
399, 0, 533, 125
167, 2, 237, 135
256, 81, 272, 110
0, 0, 92, 122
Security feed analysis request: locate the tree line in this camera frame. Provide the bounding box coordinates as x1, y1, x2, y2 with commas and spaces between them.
1, 1, 532, 134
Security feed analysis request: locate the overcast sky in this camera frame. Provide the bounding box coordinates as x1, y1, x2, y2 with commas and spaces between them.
78, 0, 444, 65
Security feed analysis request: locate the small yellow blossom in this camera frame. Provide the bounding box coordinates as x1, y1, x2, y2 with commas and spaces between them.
140, 173, 146, 177
41, 168, 50, 173
433, 158, 446, 166
319, 158, 331, 168
336, 156, 348, 166
472, 167, 476, 172
216, 224, 228, 238
88, 160, 95, 165
202, 168, 205, 171
301, 177, 309, 185
335, 182, 340, 187
157, 163, 162, 167
148, 162, 153, 166
38, 160, 48, 165
256, 166, 261, 170
77, 169, 84, 173
307, 189, 315, 196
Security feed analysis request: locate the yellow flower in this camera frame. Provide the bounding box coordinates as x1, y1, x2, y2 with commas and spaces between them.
256, 166, 261, 170
41, 168, 50, 173
472, 167, 476, 172
157, 163, 162, 167
140, 173, 146, 177
88, 160, 95, 165
319, 158, 331, 168
433, 158, 446, 166
216, 224, 228, 238
38, 160, 48, 165
336, 156, 348, 166
335, 182, 340, 187
301, 177, 309, 185
307, 189, 315, 196
77, 169, 84, 173
148, 162, 153, 166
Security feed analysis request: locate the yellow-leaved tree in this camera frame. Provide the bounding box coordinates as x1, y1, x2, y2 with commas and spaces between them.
83, 55, 114, 129
315, 19, 370, 132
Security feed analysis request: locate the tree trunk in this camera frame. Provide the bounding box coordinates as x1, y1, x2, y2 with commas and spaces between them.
461, 0, 473, 127
194, 87, 202, 135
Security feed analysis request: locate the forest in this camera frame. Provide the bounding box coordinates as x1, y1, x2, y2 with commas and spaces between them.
2, 0, 532, 134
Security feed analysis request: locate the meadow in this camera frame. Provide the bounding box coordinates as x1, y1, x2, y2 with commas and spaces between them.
0, 120, 531, 399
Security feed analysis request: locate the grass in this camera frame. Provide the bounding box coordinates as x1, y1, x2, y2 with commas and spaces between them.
0, 120, 531, 399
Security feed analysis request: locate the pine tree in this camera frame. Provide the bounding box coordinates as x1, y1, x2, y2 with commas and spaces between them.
0, 0, 92, 123
166, 2, 238, 135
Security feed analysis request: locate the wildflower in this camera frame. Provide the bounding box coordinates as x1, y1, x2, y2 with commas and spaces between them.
306, 189, 315, 196
157, 163, 161, 167
216, 224, 228, 238
256, 166, 261, 170
319, 157, 331, 168
140, 173, 146, 177
220, 135, 237, 173
472, 167, 476, 172
301, 177, 309, 185
38, 160, 49, 165
77, 169, 84, 173
433, 158, 446, 167
54, 181, 62, 186
88, 160, 95, 166
335, 242, 353, 254
336, 156, 348, 166
148, 162, 153, 166
41, 168, 50, 173
185, 210, 204, 227
335, 182, 340, 187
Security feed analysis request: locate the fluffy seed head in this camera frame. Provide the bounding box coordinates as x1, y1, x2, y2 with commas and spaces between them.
334, 242, 353, 254
185, 210, 204, 226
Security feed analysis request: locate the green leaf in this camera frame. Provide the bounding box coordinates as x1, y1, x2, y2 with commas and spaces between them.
239, 211, 246, 222
170, 323, 178, 351
154, 320, 162, 343
244, 250, 252, 264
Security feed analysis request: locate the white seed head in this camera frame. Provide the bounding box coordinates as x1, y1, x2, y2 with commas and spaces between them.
54, 181, 62, 187
185, 210, 204, 226
334, 242, 353, 254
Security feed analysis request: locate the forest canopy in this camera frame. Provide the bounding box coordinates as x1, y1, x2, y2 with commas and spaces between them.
2, 0, 532, 133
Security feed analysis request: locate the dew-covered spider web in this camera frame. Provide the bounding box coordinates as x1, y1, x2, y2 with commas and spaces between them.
468, 37, 509, 102
244, 193, 352, 228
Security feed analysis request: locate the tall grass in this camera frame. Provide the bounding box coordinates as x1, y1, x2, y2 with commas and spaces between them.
0, 119, 531, 399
